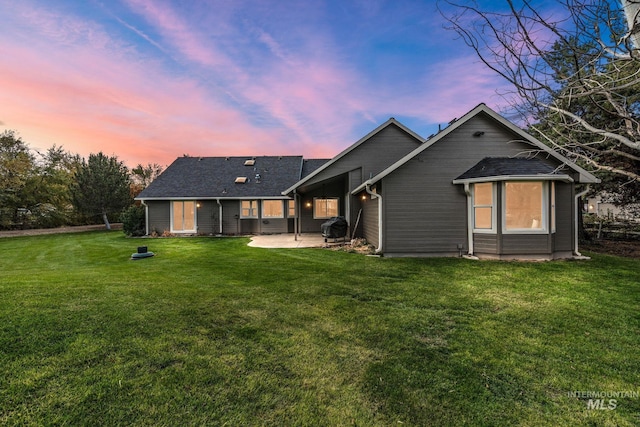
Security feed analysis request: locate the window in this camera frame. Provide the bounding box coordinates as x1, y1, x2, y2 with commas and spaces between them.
473, 183, 494, 231
287, 200, 296, 217
313, 198, 339, 219
172, 201, 196, 232
504, 182, 545, 232
262, 200, 284, 218
240, 200, 258, 218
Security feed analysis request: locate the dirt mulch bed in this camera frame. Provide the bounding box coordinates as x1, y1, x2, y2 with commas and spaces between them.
0, 223, 122, 238
581, 239, 640, 259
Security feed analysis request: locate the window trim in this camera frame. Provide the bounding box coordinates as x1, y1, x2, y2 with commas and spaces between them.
262, 200, 284, 218
313, 197, 339, 219
502, 181, 548, 234
240, 200, 258, 218
170, 200, 197, 233
472, 182, 496, 233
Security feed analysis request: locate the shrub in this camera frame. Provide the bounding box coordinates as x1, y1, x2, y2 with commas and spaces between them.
121, 205, 146, 237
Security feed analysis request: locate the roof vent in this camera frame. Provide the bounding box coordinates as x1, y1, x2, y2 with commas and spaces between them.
235, 177, 248, 184
244, 159, 255, 166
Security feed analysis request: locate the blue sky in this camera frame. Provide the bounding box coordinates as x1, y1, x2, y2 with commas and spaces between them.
0, 0, 535, 166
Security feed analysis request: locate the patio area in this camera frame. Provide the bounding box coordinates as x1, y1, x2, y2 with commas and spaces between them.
248, 233, 333, 248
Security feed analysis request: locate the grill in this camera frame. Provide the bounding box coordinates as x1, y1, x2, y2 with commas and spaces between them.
321, 216, 348, 239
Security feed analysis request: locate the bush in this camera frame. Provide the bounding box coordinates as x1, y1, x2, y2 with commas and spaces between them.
121, 205, 146, 237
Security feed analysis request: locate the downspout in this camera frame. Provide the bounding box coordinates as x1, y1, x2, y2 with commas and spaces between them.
140, 200, 149, 236
293, 190, 298, 241
364, 182, 383, 254
216, 199, 223, 234
463, 183, 474, 256
574, 185, 591, 257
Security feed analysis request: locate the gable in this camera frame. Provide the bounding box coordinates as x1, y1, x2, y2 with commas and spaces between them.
285, 120, 424, 194
352, 104, 599, 194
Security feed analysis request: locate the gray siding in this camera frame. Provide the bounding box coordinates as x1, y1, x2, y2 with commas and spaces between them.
301, 124, 421, 192
474, 233, 498, 254
381, 113, 573, 256
197, 200, 218, 235
146, 200, 170, 235
501, 234, 551, 255
241, 219, 260, 234
260, 218, 288, 234
222, 201, 240, 234
361, 192, 379, 248
554, 183, 574, 251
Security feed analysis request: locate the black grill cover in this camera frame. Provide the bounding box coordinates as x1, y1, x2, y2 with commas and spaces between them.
321, 216, 348, 238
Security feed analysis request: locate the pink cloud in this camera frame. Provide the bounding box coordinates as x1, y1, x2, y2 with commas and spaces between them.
0, 0, 520, 172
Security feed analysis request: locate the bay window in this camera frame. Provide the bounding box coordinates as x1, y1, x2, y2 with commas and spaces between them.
473, 182, 494, 231
504, 182, 546, 232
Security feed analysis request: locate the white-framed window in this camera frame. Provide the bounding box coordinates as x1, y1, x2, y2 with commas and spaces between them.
262, 200, 284, 218
240, 200, 258, 218
503, 181, 547, 233
473, 182, 495, 232
287, 200, 296, 217
172, 201, 196, 232
313, 198, 339, 219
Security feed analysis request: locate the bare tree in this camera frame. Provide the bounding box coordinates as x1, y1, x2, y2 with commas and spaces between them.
440, 0, 640, 185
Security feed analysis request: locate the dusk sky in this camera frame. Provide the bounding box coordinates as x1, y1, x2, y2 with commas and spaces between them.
0, 0, 549, 167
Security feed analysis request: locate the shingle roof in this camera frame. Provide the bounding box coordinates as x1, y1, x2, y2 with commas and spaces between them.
301, 159, 330, 179
137, 156, 306, 199
454, 157, 562, 181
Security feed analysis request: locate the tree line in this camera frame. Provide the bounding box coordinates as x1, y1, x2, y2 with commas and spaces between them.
0, 130, 162, 232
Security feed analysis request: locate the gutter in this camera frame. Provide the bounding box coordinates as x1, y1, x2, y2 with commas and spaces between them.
463, 183, 474, 256
574, 185, 591, 257
216, 199, 223, 234
140, 200, 149, 236
364, 181, 383, 254
293, 190, 298, 241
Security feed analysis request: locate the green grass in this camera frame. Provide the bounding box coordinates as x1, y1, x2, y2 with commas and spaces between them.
1, 232, 639, 426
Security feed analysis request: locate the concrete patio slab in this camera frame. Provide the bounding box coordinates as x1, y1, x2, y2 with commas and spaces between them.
248, 233, 328, 248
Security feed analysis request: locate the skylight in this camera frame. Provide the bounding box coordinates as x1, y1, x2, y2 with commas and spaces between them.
244, 159, 255, 166
235, 177, 247, 184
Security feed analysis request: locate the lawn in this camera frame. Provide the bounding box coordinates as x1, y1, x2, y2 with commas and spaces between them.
0, 231, 639, 426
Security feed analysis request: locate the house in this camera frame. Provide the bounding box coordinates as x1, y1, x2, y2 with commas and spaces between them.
586, 195, 640, 222
137, 103, 600, 259
136, 156, 328, 236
